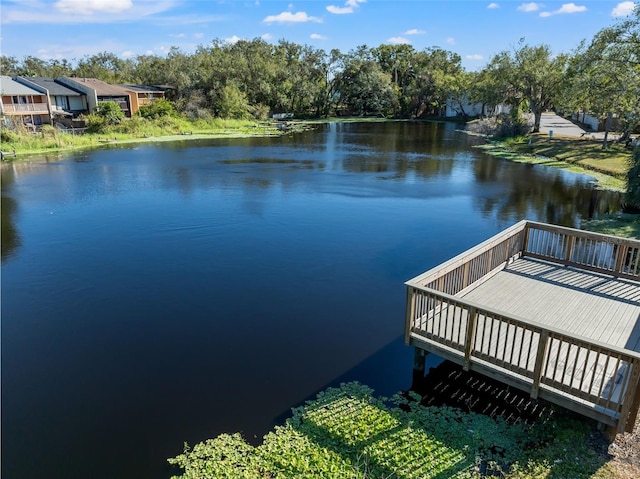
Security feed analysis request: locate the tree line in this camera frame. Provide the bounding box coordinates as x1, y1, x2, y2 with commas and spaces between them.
1, 6, 638, 138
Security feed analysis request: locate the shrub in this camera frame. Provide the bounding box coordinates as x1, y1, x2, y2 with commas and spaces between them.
466, 114, 530, 139
94, 101, 125, 126
139, 99, 176, 119
114, 115, 147, 134
81, 113, 106, 133
39, 124, 57, 137
624, 146, 640, 212
1, 128, 19, 144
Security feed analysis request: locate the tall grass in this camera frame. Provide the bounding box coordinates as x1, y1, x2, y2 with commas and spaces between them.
0, 117, 277, 157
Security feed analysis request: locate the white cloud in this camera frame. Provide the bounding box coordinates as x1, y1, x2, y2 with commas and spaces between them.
405, 28, 425, 35
612, 1, 636, 16
145, 50, 154, 55
121, 50, 134, 58
539, 3, 587, 17
466, 54, 484, 60
327, 0, 365, 14
388, 36, 411, 45
310, 33, 327, 40
557, 3, 587, 13
517, 2, 543, 12
261, 33, 273, 40
55, 0, 133, 15
225, 35, 242, 44
446, 37, 456, 44
262, 11, 322, 23
3, 0, 178, 24
487, 2, 500, 8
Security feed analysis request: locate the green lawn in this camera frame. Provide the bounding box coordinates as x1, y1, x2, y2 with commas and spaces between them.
476, 134, 633, 192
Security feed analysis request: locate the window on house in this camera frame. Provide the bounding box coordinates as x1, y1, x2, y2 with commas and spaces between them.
55, 96, 70, 110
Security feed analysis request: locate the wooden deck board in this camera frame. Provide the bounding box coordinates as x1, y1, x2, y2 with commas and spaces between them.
461, 258, 640, 352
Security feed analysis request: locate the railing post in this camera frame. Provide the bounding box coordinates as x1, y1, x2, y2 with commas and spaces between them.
522, 223, 531, 257
463, 307, 478, 371
618, 360, 640, 433
565, 235, 576, 264
531, 330, 550, 400
404, 287, 416, 346
614, 245, 628, 276
462, 262, 470, 289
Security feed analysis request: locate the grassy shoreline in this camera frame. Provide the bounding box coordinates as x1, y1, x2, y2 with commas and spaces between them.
0, 117, 460, 161
474, 134, 632, 192
473, 133, 640, 238
0, 120, 291, 161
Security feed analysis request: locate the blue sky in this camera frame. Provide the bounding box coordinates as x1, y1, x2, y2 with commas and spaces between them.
0, 1, 637, 70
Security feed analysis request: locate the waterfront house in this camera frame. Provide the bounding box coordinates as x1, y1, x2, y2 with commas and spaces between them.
16, 77, 88, 124
0, 75, 51, 128
120, 85, 166, 113
57, 77, 134, 117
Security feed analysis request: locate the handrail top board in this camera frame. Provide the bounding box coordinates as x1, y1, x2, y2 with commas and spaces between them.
406, 220, 527, 286
406, 219, 640, 288
408, 282, 640, 362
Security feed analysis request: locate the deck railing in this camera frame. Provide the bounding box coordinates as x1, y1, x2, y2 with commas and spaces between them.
523, 221, 640, 281
2, 103, 49, 113
405, 220, 640, 433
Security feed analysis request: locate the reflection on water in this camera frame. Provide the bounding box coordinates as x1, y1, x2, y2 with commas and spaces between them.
1, 165, 22, 262
1, 122, 622, 479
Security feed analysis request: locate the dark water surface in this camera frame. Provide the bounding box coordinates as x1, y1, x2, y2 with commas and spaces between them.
1, 122, 621, 479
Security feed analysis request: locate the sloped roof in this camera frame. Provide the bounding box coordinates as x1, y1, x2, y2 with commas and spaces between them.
0, 75, 45, 96
22, 77, 84, 96
65, 77, 131, 96
121, 84, 166, 94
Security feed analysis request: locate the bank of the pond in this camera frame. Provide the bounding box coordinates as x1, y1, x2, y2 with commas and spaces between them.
475, 135, 632, 192
168, 382, 634, 479
0, 121, 319, 161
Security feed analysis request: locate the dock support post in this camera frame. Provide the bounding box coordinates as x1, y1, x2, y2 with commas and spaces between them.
412, 347, 428, 388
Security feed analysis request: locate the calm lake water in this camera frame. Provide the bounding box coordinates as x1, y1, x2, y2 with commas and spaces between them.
1, 122, 621, 479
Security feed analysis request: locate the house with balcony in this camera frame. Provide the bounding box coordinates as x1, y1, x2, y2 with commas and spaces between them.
57, 77, 133, 117
0, 75, 51, 128
120, 85, 166, 113
16, 77, 88, 123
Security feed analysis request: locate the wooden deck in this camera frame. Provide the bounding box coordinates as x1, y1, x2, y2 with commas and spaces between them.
405, 220, 640, 434
464, 258, 640, 350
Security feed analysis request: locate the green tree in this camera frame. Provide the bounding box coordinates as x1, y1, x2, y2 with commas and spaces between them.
564, 6, 640, 148
16, 56, 49, 76
468, 68, 506, 117
217, 82, 251, 119
75, 52, 133, 83
335, 46, 398, 116
0, 55, 19, 76
484, 43, 568, 133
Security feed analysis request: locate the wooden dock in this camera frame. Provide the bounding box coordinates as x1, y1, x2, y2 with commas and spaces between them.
405, 220, 640, 434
